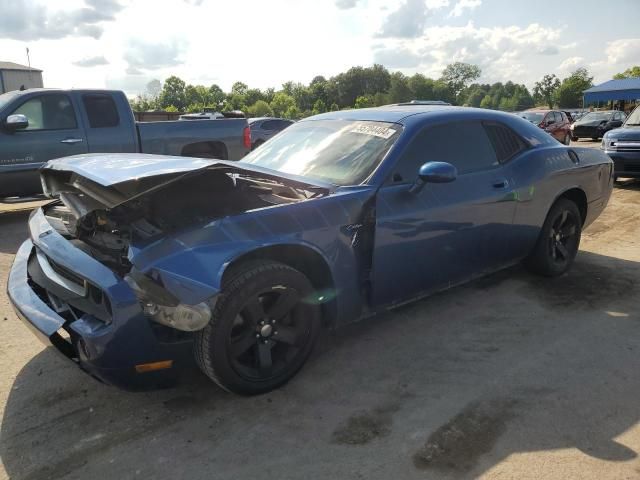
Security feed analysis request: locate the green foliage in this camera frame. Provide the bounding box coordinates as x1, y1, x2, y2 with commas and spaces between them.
441, 62, 481, 101
270, 92, 296, 117
533, 74, 561, 109
312, 99, 327, 115
354, 95, 374, 108
613, 66, 640, 79
158, 76, 187, 111
388, 72, 412, 103
247, 100, 273, 118
284, 105, 300, 119
134, 61, 542, 117
164, 105, 179, 112
556, 68, 593, 108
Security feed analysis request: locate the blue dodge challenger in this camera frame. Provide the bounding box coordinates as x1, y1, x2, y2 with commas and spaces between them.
8, 105, 613, 394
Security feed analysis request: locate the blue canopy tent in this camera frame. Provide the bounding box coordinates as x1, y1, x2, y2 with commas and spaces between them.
583, 78, 640, 103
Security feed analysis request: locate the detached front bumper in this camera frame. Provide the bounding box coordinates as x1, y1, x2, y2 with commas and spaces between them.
7, 209, 195, 390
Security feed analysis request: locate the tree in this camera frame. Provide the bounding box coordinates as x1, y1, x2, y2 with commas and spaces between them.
146, 79, 161, 102
208, 84, 225, 107
231, 82, 248, 96
270, 92, 296, 117
312, 99, 327, 115
354, 95, 374, 108
409, 74, 435, 101
479, 94, 493, 109
533, 74, 561, 109
441, 62, 481, 100
284, 105, 300, 119
613, 66, 640, 79
556, 68, 593, 108
247, 100, 273, 118
158, 76, 187, 111
388, 72, 412, 103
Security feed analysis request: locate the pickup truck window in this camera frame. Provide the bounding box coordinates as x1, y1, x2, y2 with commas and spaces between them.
82, 94, 120, 128
11, 94, 77, 131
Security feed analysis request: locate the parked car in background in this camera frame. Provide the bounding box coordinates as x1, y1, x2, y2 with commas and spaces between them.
602, 105, 640, 180
518, 109, 572, 145
571, 110, 626, 141
0, 89, 251, 197
248, 117, 294, 149
8, 105, 613, 394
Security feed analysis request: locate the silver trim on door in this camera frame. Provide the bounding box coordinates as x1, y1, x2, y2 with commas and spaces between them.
60, 138, 84, 144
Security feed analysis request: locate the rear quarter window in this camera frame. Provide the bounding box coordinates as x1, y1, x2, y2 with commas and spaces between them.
483, 122, 528, 163
83, 94, 120, 128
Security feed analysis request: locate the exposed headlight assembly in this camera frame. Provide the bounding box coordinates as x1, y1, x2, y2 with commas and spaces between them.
602, 137, 618, 151
125, 269, 212, 331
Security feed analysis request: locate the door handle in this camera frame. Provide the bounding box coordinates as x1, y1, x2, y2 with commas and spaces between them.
492, 179, 509, 189
60, 138, 83, 144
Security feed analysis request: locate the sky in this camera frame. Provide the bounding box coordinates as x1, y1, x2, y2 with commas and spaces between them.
0, 0, 638, 97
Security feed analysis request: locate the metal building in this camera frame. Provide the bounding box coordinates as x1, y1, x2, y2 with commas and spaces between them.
0, 62, 43, 94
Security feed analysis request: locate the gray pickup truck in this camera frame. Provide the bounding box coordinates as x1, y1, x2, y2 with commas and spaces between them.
0, 89, 250, 197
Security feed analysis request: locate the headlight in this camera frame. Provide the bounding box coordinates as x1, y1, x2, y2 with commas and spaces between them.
570, 124, 575, 130
143, 301, 212, 332
125, 270, 213, 331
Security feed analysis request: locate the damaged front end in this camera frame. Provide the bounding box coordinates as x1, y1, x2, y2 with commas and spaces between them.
37, 154, 332, 331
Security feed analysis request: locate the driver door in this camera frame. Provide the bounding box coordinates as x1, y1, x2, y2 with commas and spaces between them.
370, 121, 518, 306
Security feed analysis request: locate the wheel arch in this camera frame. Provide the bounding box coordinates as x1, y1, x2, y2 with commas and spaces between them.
554, 187, 587, 225
181, 141, 228, 160
220, 243, 338, 325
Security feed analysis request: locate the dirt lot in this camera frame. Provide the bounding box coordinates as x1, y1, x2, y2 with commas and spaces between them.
1, 144, 639, 480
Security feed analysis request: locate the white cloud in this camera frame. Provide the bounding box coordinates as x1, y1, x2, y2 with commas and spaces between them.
448, 0, 481, 17
604, 38, 640, 64
558, 56, 585, 71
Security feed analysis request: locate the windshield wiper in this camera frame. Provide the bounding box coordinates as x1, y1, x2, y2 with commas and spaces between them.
625, 123, 640, 126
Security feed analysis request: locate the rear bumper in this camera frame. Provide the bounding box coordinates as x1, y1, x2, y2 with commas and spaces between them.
606, 150, 640, 178
7, 210, 195, 390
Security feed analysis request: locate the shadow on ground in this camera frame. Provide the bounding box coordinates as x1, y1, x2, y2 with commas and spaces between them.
1, 249, 639, 479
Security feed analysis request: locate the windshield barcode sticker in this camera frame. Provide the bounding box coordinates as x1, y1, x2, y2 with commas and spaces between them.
349, 124, 395, 139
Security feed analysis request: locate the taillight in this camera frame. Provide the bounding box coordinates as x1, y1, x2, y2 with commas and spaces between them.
243, 126, 251, 150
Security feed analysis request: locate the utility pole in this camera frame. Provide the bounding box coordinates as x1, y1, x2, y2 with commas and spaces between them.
26, 47, 32, 80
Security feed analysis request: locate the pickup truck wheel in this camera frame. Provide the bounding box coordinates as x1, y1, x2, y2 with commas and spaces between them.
194, 260, 320, 395
524, 198, 582, 277
571, 135, 578, 141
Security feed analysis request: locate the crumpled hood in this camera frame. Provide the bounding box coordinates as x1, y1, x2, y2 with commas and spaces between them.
41, 153, 334, 209
603, 126, 640, 141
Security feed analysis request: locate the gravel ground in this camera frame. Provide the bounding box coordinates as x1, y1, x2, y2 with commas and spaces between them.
1, 142, 639, 480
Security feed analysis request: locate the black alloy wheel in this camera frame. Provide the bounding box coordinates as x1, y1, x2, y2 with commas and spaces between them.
524, 198, 582, 277
195, 261, 320, 394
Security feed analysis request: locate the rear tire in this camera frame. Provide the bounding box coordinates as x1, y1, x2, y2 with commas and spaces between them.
194, 260, 321, 395
563, 133, 571, 145
524, 198, 582, 277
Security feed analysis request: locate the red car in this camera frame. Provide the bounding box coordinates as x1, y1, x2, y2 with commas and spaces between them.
519, 110, 572, 145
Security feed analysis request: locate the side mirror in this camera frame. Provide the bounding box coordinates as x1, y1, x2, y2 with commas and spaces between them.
4, 114, 29, 131
409, 161, 457, 194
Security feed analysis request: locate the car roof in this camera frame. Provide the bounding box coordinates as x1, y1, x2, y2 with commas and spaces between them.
307, 104, 463, 124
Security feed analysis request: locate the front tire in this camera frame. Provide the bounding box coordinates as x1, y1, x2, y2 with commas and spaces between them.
195, 261, 321, 395
524, 198, 582, 277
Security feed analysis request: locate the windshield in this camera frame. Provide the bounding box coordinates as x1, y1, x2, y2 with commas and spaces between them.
0, 92, 18, 111
581, 112, 613, 122
240, 120, 401, 185
625, 107, 640, 125
520, 112, 545, 123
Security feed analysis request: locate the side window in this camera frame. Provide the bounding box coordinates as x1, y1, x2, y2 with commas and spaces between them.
483, 123, 528, 163
552, 112, 560, 123
11, 94, 77, 131
83, 94, 119, 128
262, 120, 277, 130
393, 121, 499, 182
